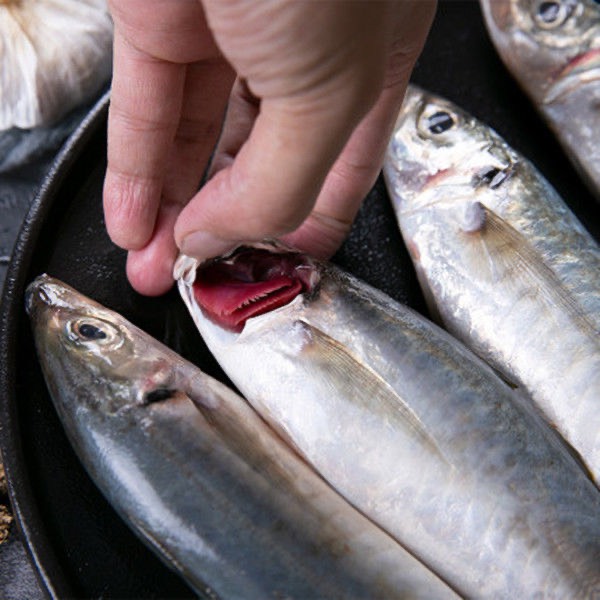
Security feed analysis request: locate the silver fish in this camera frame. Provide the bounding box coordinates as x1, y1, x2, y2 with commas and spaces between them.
26, 274, 457, 600
383, 84, 600, 484
480, 0, 600, 199
176, 246, 600, 599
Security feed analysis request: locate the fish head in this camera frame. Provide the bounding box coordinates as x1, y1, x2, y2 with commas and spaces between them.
383, 85, 526, 315
384, 85, 518, 237
480, 0, 600, 104
26, 274, 171, 413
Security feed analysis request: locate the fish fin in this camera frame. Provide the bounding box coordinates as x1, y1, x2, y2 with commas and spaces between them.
131, 517, 185, 570
297, 320, 450, 466
466, 204, 598, 340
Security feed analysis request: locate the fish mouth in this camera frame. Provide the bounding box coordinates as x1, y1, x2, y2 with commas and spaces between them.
25, 274, 57, 316
178, 244, 320, 332
25, 274, 104, 321
544, 47, 600, 104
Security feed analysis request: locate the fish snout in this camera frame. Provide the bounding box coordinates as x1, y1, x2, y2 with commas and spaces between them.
25, 275, 58, 316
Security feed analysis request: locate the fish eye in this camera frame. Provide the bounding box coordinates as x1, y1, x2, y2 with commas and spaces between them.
427, 111, 455, 134
77, 322, 107, 340
417, 105, 459, 140
67, 317, 123, 348
533, 0, 572, 28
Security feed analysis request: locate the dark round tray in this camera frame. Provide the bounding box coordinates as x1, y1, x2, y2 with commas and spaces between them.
1, 3, 598, 598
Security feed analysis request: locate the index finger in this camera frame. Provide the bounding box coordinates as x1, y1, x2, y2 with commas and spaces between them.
103, 29, 185, 251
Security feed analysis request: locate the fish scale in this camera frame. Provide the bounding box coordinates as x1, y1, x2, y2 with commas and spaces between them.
384, 85, 600, 483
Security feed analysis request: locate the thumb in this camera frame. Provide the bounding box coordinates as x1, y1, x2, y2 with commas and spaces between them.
174, 77, 383, 260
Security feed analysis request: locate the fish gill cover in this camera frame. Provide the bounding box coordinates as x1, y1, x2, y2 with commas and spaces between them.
193, 247, 318, 332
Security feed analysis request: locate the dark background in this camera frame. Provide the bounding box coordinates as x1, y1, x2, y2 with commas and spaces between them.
0, 2, 597, 598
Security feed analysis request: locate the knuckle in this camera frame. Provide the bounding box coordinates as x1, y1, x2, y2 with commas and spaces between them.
103, 172, 158, 249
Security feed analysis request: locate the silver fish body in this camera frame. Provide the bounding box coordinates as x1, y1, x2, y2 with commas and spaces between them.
480, 0, 600, 199
26, 274, 456, 600
383, 84, 600, 484
177, 251, 600, 599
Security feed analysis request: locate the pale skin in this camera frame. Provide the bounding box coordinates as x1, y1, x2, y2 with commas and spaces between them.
103, 0, 436, 295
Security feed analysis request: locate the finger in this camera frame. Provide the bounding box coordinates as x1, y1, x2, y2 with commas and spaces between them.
104, 30, 185, 251
125, 60, 234, 295
282, 0, 436, 258
280, 71, 411, 258
174, 79, 383, 260
209, 77, 391, 260
207, 77, 260, 176
126, 201, 180, 296
162, 59, 235, 204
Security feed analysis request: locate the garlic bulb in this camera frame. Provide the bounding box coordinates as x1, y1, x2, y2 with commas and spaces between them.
0, 0, 113, 130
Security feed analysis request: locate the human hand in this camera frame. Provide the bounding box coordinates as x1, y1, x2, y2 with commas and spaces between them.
103, 0, 436, 295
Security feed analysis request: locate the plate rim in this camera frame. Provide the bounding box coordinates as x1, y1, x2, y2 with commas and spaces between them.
0, 91, 111, 599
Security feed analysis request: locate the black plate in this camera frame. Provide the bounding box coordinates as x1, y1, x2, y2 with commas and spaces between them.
1, 3, 599, 598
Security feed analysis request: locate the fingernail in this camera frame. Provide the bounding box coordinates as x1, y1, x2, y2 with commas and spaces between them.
180, 231, 235, 261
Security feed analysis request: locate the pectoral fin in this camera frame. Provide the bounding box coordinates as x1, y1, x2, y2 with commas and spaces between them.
297, 321, 448, 465
465, 204, 598, 341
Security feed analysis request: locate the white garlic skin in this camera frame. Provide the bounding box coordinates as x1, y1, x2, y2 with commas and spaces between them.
0, 0, 113, 130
